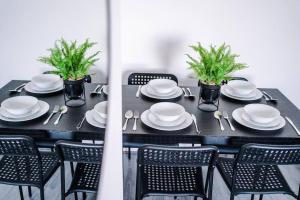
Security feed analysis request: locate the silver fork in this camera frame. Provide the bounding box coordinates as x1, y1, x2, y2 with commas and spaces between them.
43, 105, 60, 125
191, 114, 200, 134
223, 111, 235, 131
133, 110, 140, 131
182, 88, 189, 97
9, 83, 26, 93
136, 85, 142, 98
262, 91, 278, 103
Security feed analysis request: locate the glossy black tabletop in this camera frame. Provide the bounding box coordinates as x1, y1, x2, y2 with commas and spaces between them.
122, 85, 300, 146
0, 80, 107, 141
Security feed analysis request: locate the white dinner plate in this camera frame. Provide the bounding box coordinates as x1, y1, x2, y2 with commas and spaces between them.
146, 85, 178, 97
141, 85, 183, 100
86, 110, 106, 128
148, 79, 177, 94
141, 110, 192, 131
243, 104, 280, 124
232, 107, 285, 131
1, 96, 38, 115
31, 74, 61, 90
148, 111, 186, 127
0, 103, 40, 119
221, 85, 263, 101
241, 112, 281, 128
92, 110, 107, 124
31, 79, 63, 91
0, 101, 49, 122
25, 81, 64, 94
102, 85, 109, 95
225, 86, 257, 98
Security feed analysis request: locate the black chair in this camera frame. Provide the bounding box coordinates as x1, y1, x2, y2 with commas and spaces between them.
217, 143, 300, 200
0, 135, 59, 200
135, 145, 219, 200
55, 141, 103, 200
128, 72, 178, 85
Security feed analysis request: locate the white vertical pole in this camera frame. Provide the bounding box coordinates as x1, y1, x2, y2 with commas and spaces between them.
97, 0, 123, 199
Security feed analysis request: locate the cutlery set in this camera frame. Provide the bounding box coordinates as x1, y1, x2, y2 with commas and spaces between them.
123, 110, 139, 131
43, 105, 68, 125
262, 91, 278, 103
90, 85, 104, 96
182, 87, 195, 100
214, 111, 235, 131
9, 83, 26, 94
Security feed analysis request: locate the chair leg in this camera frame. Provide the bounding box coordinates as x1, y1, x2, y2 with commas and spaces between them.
251, 194, 255, 200
83, 192, 87, 200
194, 196, 197, 200
259, 194, 263, 200
298, 184, 300, 200
69, 162, 78, 200
28, 186, 32, 197
128, 147, 131, 159
40, 188, 45, 200
230, 193, 234, 200
19, 186, 24, 200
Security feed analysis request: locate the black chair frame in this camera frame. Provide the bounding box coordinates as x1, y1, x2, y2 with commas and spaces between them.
135, 145, 219, 200
128, 72, 178, 85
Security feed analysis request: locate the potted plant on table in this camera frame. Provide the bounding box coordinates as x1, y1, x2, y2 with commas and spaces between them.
186, 43, 247, 111
38, 38, 100, 107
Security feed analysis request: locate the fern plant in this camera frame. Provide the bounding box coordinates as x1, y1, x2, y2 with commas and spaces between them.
186, 43, 247, 85
38, 38, 100, 80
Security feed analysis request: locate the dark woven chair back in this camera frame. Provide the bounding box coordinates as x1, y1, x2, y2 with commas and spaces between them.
138, 145, 218, 167
128, 73, 178, 85
55, 141, 103, 164
231, 144, 300, 193
237, 144, 300, 165
0, 135, 39, 156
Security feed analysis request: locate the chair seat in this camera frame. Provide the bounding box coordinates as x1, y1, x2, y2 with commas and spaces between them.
0, 152, 59, 186
68, 163, 101, 194
141, 165, 204, 197
217, 157, 295, 196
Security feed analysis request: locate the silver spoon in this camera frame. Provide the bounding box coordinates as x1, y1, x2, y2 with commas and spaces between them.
214, 111, 224, 131
54, 106, 68, 125
122, 110, 133, 131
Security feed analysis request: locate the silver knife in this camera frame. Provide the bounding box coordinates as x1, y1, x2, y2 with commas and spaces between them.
191, 114, 200, 134
285, 116, 300, 136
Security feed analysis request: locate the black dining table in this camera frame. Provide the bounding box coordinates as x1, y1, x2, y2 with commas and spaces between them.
122, 85, 300, 147
0, 80, 106, 145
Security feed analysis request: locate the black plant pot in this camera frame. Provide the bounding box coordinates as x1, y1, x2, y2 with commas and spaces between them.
198, 81, 220, 112
63, 78, 86, 107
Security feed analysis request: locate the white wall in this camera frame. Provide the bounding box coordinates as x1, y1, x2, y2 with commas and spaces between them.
0, 0, 108, 86
121, 0, 300, 108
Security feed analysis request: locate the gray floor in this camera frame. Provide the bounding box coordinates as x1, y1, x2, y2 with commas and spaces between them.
0, 159, 96, 200
123, 150, 300, 200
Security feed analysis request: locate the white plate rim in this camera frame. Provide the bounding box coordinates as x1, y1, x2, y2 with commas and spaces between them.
221, 85, 263, 101
241, 112, 281, 128
25, 82, 64, 94
86, 110, 106, 128
141, 85, 183, 100
224, 86, 257, 98
146, 85, 178, 97
91, 109, 106, 124
0, 101, 49, 122
232, 107, 286, 131
141, 110, 192, 131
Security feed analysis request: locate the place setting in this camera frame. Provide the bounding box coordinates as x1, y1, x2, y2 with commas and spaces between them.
221, 80, 263, 101
0, 96, 49, 122
139, 102, 193, 132
24, 74, 64, 94
77, 101, 108, 129
232, 103, 286, 131
139, 79, 183, 101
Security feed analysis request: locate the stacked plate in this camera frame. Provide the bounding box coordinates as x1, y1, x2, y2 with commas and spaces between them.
86, 101, 107, 128
140, 79, 182, 99
221, 80, 263, 101
0, 96, 49, 122
232, 104, 285, 130
25, 74, 63, 94
141, 102, 192, 131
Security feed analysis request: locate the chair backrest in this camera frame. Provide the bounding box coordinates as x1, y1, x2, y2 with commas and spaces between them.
231, 144, 300, 191
55, 141, 103, 164
137, 145, 218, 167
128, 73, 178, 85
0, 135, 43, 184
236, 143, 300, 165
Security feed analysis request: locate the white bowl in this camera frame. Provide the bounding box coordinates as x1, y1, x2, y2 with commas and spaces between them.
1, 96, 38, 115
94, 101, 108, 119
32, 74, 61, 89
148, 79, 177, 94
243, 104, 280, 124
149, 102, 185, 122
227, 80, 256, 96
